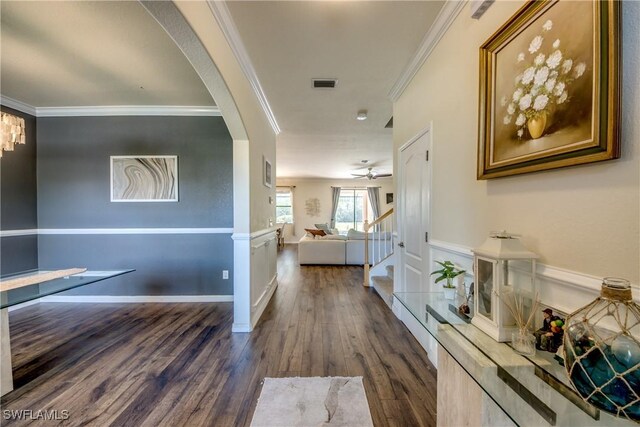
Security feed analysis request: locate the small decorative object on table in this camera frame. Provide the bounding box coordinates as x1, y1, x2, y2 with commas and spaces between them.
496, 289, 540, 356
472, 231, 538, 342
563, 277, 640, 422
431, 260, 465, 300
534, 308, 565, 353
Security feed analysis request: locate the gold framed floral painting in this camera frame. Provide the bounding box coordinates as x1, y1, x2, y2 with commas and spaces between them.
477, 0, 620, 179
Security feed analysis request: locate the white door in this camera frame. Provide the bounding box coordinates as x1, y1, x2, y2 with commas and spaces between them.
397, 127, 430, 293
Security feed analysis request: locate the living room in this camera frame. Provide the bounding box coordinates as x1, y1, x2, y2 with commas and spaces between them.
1, 1, 639, 426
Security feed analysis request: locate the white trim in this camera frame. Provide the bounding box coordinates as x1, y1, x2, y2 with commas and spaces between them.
0, 96, 37, 116
0, 95, 221, 117
231, 323, 251, 333
40, 295, 233, 303
207, 0, 281, 135
37, 106, 221, 117
428, 238, 640, 302
389, 1, 466, 102
429, 238, 474, 257
36, 228, 233, 235
7, 299, 40, 312
0, 229, 38, 237
233, 227, 279, 241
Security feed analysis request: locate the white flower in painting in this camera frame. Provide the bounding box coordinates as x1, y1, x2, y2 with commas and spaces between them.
529, 36, 543, 54
546, 50, 563, 69
561, 59, 573, 74
533, 94, 549, 111
531, 86, 540, 97
554, 81, 566, 96
512, 88, 524, 102
574, 62, 586, 78
543, 20, 553, 31
517, 52, 526, 62
504, 115, 512, 125
519, 94, 532, 110
553, 39, 560, 49
534, 53, 546, 66
515, 74, 523, 85
507, 103, 516, 115
515, 113, 526, 126
522, 67, 536, 84
545, 78, 556, 92
558, 91, 568, 104
501, 95, 509, 107
534, 66, 550, 86
517, 128, 524, 138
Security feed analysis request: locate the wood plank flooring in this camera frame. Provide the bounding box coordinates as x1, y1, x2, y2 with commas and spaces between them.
1, 245, 437, 426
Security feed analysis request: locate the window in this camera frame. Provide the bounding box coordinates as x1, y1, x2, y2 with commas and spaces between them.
335, 189, 373, 233
276, 188, 293, 224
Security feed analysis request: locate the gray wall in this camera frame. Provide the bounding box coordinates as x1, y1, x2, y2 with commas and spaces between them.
0, 105, 38, 275
37, 115, 234, 295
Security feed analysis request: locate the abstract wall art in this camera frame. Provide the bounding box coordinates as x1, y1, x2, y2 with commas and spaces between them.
111, 156, 178, 202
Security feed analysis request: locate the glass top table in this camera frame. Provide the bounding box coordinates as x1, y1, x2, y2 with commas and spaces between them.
393, 292, 635, 427
0, 269, 135, 309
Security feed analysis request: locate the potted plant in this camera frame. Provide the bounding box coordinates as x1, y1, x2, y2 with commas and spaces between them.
431, 260, 465, 300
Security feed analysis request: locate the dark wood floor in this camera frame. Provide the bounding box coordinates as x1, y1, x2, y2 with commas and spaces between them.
1, 245, 437, 426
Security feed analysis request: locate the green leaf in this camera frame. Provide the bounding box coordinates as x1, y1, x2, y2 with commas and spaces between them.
433, 275, 447, 283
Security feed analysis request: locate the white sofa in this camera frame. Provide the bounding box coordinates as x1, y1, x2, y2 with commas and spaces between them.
298, 231, 393, 265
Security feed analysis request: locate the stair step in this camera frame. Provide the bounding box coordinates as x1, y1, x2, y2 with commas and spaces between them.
371, 275, 394, 309
385, 265, 394, 279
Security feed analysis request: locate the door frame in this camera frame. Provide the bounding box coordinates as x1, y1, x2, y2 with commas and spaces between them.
396, 123, 433, 293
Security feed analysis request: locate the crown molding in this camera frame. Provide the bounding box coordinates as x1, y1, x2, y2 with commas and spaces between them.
207, 0, 281, 135
36, 105, 221, 117
389, 0, 466, 102
0, 96, 37, 116
0, 96, 221, 117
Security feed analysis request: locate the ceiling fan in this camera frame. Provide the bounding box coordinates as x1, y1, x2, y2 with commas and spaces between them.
351, 167, 392, 180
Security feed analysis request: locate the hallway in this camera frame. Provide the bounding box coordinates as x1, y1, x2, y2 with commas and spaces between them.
2, 245, 437, 426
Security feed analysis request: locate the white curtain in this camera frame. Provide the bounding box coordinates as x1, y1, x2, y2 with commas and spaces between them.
367, 187, 381, 219
330, 187, 341, 228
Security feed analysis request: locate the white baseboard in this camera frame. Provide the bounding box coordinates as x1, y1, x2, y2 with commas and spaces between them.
9, 295, 233, 310
232, 322, 251, 332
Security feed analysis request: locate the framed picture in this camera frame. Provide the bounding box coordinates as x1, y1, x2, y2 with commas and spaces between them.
477, 0, 620, 179
111, 155, 178, 202
386, 193, 394, 204
263, 156, 272, 188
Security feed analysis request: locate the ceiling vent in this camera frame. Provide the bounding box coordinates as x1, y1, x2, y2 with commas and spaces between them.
312, 78, 337, 89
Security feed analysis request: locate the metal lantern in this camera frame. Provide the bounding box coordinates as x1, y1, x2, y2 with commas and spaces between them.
471, 231, 538, 342
563, 278, 640, 422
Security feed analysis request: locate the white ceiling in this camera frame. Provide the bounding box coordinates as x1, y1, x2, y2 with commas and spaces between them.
226, 1, 444, 178
0, 1, 214, 107
1, 1, 444, 180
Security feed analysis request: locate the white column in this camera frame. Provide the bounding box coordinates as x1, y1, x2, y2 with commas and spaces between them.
1, 308, 13, 396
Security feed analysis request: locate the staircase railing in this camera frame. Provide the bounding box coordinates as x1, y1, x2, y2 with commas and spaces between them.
363, 208, 394, 287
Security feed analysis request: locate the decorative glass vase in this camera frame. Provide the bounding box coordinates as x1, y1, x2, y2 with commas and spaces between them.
512, 329, 536, 356
563, 278, 640, 422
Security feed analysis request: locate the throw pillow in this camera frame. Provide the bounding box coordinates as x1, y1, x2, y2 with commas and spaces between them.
305, 228, 326, 237
314, 223, 332, 234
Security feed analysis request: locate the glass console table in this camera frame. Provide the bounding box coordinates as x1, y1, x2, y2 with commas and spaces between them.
393, 292, 635, 427
1, 269, 135, 309
1, 269, 135, 396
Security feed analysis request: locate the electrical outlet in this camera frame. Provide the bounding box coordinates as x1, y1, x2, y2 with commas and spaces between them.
222, 270, 229, 280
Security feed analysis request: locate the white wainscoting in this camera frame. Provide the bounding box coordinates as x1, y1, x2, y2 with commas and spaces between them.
428, 239, 639, 315
232, 227, 279, 332
393, 238, 638, 367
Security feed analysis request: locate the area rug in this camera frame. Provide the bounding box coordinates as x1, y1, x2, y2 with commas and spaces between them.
250, 376, 374, 427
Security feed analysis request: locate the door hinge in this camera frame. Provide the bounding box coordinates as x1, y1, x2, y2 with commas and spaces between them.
425, 232, 429, 242
425, 150, 429, 161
